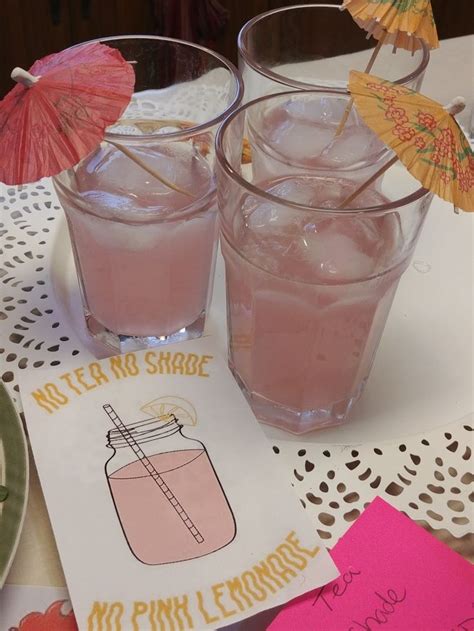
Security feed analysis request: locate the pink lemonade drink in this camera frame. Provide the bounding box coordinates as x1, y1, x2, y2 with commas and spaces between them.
222, 176, 405, 431
53, 36, 243, 352
57, 141, 217, 340
217, 91, 433, 433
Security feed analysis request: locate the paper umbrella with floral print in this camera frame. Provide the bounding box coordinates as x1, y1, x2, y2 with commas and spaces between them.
336, 1, 438, 135
342, 71, 473, 212
341, 0, 439, 52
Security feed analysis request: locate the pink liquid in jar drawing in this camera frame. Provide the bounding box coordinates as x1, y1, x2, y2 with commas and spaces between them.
105, 411, 236, 565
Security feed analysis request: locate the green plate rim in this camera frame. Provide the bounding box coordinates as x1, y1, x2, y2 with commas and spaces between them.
0, 383, 29, 587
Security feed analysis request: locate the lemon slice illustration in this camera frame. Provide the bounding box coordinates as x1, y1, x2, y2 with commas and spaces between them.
140, 396, 198, 426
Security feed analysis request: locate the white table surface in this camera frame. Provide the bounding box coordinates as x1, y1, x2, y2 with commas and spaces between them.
3, 34, 473, 611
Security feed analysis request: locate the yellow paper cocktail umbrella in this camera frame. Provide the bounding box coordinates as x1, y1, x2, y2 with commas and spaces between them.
336, 0, 439, 134
342, 0, 439, 53
342, 71, 473, 212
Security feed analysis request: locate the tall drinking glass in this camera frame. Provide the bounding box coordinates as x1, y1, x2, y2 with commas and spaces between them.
238, 3, 430, 101
54, 36, 243, 353
216, 91, 433, 434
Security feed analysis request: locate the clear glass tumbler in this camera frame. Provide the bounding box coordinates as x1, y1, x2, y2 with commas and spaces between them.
216, 91, 434, 434
238, 3, 430, 101
54, 36, 243, 353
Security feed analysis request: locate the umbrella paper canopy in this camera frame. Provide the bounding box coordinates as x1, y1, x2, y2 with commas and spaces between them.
0, 42, 135, 185
347, 70, 474, 212
335, 0, 438, 136
341, 0, 439, 51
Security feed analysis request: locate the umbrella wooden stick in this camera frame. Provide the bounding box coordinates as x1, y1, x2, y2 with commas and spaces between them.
338, 155, 398, 208
103, 404, 204, 544
338, 99, 466, 209
105, 140, 195, 198
335, 30, 388, 137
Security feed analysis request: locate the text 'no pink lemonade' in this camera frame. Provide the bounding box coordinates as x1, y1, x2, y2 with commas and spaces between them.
222, 175, 408, 433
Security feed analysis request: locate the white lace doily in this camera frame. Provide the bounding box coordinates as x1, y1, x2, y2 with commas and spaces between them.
274, 417, 473, 543
0, 177, 472, 542
109, 68, 233, 133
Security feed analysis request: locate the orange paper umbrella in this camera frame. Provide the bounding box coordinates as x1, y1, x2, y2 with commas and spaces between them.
342, 71, 474, 212
341, 0, 439, 52
336, 0, 439, 135
0, 42, 135, 185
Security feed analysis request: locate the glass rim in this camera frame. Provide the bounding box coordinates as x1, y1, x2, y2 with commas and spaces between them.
215, 88, 430, 215
71, 34, 244, 142
238, 3, 430, 93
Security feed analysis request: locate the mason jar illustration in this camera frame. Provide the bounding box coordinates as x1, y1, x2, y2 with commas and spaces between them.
104, 404, 236, 565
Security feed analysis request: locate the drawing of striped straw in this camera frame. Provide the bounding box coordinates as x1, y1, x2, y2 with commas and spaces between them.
103, 403, 204, 544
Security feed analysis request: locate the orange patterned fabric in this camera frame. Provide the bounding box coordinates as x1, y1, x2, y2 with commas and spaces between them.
342, 0, 439, 50
349, 71, 474, 212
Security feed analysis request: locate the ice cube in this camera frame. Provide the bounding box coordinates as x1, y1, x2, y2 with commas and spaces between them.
303, 228, 375, 281
261, 97, 384, 168
281, 97, 348, 125
319, 125, 385, 168
266, 117, 335, 162
243, 200, 299, 234
352, 188, 386, 209
74, 141, 212, 220
242, 178, 319, 236
267, 177, 321, 206
76, 145, 174, 201
70, 206, 174, 250
240, 176, 400, 282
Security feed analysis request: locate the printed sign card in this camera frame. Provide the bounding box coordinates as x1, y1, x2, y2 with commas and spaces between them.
19, 338, 338, 631
269, 497, 474, 631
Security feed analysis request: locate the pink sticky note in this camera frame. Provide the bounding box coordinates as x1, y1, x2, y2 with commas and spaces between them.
269, 497, 474, 631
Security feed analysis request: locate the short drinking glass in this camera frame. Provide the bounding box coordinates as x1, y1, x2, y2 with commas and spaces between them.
54, 36, 243, 352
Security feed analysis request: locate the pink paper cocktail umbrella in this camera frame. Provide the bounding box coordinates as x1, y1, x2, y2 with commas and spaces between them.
0, 42, 135, 185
